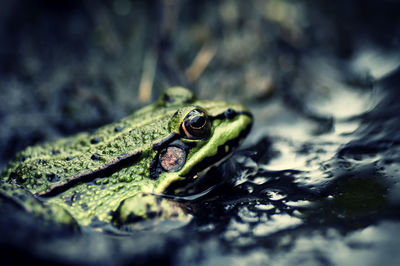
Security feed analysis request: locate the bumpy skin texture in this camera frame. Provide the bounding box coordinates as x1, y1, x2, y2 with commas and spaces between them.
1, 87, 252, 228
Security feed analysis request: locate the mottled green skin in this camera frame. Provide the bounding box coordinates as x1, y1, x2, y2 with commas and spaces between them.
0, 87, 252, 229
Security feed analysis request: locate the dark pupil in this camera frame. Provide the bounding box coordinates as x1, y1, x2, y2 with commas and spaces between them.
190, 115, 206, 128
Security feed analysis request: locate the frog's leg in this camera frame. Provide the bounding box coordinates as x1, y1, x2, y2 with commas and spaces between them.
0, 181, 77, 229
112, 193, 192, 230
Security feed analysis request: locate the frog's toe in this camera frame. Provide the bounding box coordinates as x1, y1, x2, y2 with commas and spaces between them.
112, 193, 191, 230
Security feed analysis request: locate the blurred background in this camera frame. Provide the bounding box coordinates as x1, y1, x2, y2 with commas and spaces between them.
1, 0, 400, 265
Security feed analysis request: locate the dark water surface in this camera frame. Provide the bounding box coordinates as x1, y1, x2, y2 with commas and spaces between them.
1, 0, 400, 265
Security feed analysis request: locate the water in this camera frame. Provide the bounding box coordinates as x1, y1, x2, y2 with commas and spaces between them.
201, 66, 400, 264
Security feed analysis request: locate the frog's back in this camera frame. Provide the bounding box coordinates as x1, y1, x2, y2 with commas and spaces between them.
3, 106, 178, 195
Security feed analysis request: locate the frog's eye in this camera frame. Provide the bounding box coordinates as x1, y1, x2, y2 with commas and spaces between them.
180, 109, 211, 140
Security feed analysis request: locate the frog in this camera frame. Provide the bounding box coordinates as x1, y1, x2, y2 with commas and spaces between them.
0, 87, 252, 231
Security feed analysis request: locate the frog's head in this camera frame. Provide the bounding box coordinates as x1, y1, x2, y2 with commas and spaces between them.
153, 87, 253, 196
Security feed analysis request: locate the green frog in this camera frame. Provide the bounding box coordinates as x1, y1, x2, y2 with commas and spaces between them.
0, 87, 252, 231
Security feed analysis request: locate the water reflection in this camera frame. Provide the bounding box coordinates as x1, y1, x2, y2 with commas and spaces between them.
204, 65, 400, 261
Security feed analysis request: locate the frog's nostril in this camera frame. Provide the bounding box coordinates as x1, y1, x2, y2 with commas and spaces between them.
224, 108, 237, 119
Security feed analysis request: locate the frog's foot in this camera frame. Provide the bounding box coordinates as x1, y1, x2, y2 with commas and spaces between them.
0, 181, 78, 229
112, 193, 192, 231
